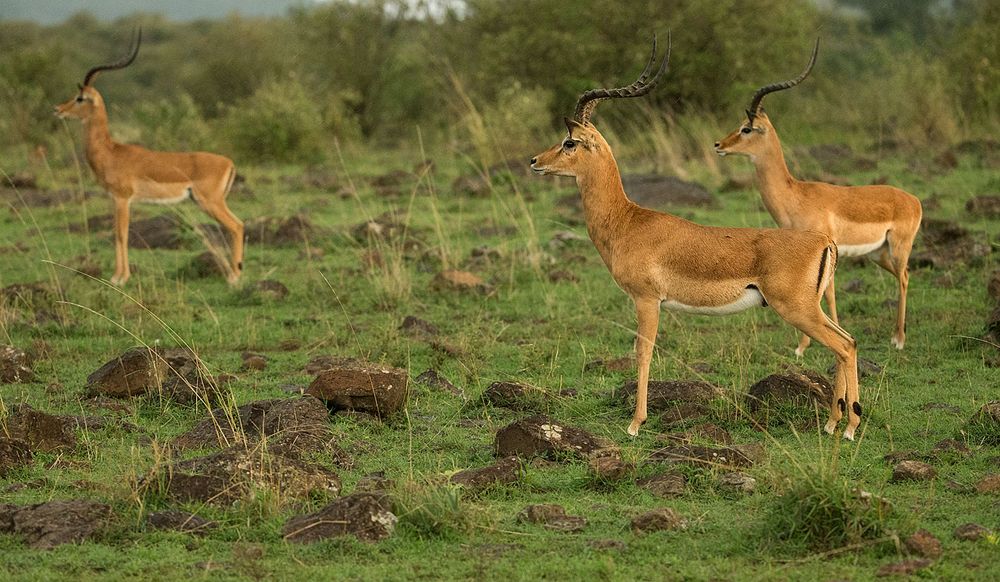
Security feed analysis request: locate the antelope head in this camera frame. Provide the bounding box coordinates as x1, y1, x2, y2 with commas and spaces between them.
715, 38, 818, 158
531, 34, 670, 178
55, 27, 141, 120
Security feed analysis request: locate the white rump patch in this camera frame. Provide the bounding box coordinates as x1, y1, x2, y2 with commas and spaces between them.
662, 287, 765, 316
837, 238, 886, 257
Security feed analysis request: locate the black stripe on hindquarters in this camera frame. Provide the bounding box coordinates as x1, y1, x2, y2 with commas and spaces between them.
746, 284, 768, 307
816, 247, 829, 292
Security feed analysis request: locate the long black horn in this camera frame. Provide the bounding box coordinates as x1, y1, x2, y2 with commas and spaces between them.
83, 27, 142, 87
573, 32, 670, 125
746, 38, 818, 127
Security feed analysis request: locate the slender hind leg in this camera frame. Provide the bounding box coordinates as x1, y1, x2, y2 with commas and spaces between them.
197, 197, 245, 284
877, 229, 915, 350
628, 298, 660, 436
796, 272, 839, 356
111, 196, 132, 286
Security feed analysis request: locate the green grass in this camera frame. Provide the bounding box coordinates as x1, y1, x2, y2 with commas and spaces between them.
1, 137, 998, 581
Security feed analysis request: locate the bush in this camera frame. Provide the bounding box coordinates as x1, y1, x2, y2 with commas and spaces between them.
131, 93, 212, 152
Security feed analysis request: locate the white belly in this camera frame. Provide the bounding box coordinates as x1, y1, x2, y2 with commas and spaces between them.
838, 239, 885, 257
134, 181, 192, 205
662, 287, 765, 316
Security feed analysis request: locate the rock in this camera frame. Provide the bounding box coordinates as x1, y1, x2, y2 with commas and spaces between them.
589, 456, 634, 483
400, 315, 439, 337
0, 346, 35, 383
180, 251, 228, 279
283, 492, 396, 543
630, 507, 687, 534
620, 174, 715, 208
636, 472, 686, 498
547, 269, 579, 283
620, 379, 723, 412
307, 361, 408, 418
414, 369, 463, 398
246, 280, 289, 301
10, 499, 111, 549
884, 450, 918, 464
3, 404, 76, 452
0, 438, 32, 477
155, 446, 340, 505
718, 471, 756, 494
953, 523, 991, 541
146, 510, 217, 535
432, 269, 493, 294
482, 381, 546, 411
891, 460, 937, 482
129, 215, 184, 249
494, 414, 616, 461
86, 347, 218, 404
974, 474, 1000, 494
241, 352, 268, 371
904, 529, 942, 559
245, 214, 321, 246
746, 370, 833, 419
827, 357, 883, 381
584, 356, 634, 373
172, 397, 337, 459
649, 445, 755, 469
517, 504, 587, 533
965, 195, 1000, 219
876, 559, 932, 577
910, 218, 991, 269
450, 456, 523, 491
966, 401, 1000, 445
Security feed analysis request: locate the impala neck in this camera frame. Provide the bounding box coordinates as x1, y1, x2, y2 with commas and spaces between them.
82, 104, 114, 174
575, 151, 635, 256
749, 131, 798, 226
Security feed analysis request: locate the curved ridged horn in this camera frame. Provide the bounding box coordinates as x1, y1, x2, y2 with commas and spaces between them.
745, 38, 819, 127
83, 27, 142, 87
573, 32, 670, 125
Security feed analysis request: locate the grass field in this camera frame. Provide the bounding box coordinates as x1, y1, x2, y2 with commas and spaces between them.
1, 133, 998, 581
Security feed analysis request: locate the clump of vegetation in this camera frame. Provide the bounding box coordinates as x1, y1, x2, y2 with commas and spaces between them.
392, 480, 477, 539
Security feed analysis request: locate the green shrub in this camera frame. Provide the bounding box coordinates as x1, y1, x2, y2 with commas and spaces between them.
393, 480, 475, 539
131, 93, 212, 152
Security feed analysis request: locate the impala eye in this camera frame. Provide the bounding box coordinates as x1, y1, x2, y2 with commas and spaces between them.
563, 140, 576, 150
740, 127, 752, 134
75, 96, 85, 103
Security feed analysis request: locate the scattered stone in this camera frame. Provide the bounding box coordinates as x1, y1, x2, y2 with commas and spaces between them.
746, 371, 832, 416
0, 346, 35, 383
9, 499, 111, 549
637, 472, 686, 498
129, 215, 185, 249
953, 523, 991, 541
146, 510, 217, 536
589, 456, 634, 483
495, 415, 617, 461
876, 559, 932, 577
307, 360, 408, 418
718, 471, 756, 494
0, 438, 32, 477
450, 456, 523, 492
283, 492, 396, 543
517, 504, 587, 533
891, 460, 937, 482
584, 356, 634, 373
155, 445, 340, 505
482, 381, 546, 411
620, 379, 723, 412
547, 230, 589, 251
245, 214, 321, 246
965, 195, 1000, 219
904, 529, 942, 559
630, 507, 687, 534
181, 251, 228, 279
415, 369, 463, 398
649, 445, 756, 469
400, 315, 439, 337
241, 352, 268, 371
87, 347, 219, 404
974, 474, 1000, 494
432, 270, 493, 295
246, 279, 289, 301
3, 404, 76, 452
620, 174, 716, 208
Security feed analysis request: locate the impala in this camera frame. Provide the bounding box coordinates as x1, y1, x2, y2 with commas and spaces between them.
531, 36, 863, 439
715, 40, 922, 354
56, 28, 245, 286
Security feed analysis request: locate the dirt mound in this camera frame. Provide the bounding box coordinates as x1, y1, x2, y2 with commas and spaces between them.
3, 404, 76, 452
3, 499, 111, 549
910, 218, 992, 269
517, 504, 587, 532
127, 215, 186, 249
245, 214, 322, 246
432, 270, 494, 295
637, 472, 686, 498
630, 507, 687, 534
494, 414, 617, 461
648, 444, 757, 469
481, 381, 548, 411
86, 347, 219, 404
0, 438, 32, 477
620, 379, 723, 412
450, 456, 523, 492
146, 510, 217, 535
283, 492, 396, 543
966, 195, 1000, 219
0, 345, 35, 383
745, 370, 833, 423
307, 360, 409, 418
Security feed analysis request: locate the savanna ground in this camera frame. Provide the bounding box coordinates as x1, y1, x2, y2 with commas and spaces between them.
0, 121, 998, 581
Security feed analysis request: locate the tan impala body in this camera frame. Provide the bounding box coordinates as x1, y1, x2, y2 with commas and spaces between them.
531, 38, 863, 439
55, 29, 244, 286
715, 41, 922, 354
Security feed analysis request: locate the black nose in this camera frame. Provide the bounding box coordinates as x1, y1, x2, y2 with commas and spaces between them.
530, 157, 537, 165
714, 142, 720, 148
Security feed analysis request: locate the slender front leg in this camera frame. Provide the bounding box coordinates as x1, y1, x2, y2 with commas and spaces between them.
111, 196, 131, 286
628, 298, 660, 436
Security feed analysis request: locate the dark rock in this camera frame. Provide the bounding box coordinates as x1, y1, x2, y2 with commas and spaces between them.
891, 460, 937, 482
241, 352, 268, 371
0, 438, 32, 477
180, 251, 227, 279
953, 523, 991, 541
246, 279, 289, 301
589, 456, 634, 482
910, 218, 991, 269
0, 346, 35, 383
517, 504, 587, 533
649, 444, 755, 469
245, 214, 321, 246
637, 472, 686, 498
745, 371, 833, 423
129, 215, 185, 249
547, 269, 579, 283
3, 404, 75, 452
966, 195, 1000, 219
450, 456, 523, 491
876, 559, 932, 577
415, 369, 463, 398
482, 381, 546, 411
155, 446, 340, 505
974, 474, 1000, 494
146, 510, 217, 535
620, 174, 715, 208
717, 471, 756, 494
630, 507, 687, 534
904, 529, 942, 559
400, 315, 439, 337
86, 347, 218, 404
3, 172, 36, 189
620, 379, 723, 411
283, 492, 396, 543
494, 415, 616, 461
432, 270, 493, 294
10, 499, 111, 549
307, 361, 408, 418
